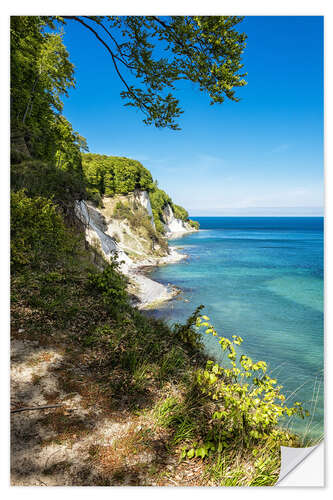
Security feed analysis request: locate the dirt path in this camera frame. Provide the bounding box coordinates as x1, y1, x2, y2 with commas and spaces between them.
10, 336, 204, 486
10, 338, 152, 485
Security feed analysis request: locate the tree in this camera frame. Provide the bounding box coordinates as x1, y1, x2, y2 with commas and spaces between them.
54, 116, 88, 173
59, 16, 247, 130
10, 16, 77, 163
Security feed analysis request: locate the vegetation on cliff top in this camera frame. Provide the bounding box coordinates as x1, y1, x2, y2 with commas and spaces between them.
82, 153, 154, 197
82, 153, 199, 233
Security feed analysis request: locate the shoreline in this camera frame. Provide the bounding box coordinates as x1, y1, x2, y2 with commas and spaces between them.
75, 199, 197, 311
127, 245, 188, 310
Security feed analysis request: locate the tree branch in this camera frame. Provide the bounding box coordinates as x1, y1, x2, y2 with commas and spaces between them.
11, 404, 64, 413
82, 16, 136, 70
151, 16, 200, 56
64, 17, 134, 96
64, 16, 162, 120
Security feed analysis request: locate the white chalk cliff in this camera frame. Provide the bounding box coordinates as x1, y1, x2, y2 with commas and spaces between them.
75, 190, 197, 308
162, 203, 196, 237
136, 190, 155, 226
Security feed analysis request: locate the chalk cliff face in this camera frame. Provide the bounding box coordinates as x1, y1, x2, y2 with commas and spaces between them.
162, 203, 196, 237
74, 200, 133, 272
75, 191, 196, 270
135, 190, 154, 225
75, 190, 196, 308
114, 189, 156, 230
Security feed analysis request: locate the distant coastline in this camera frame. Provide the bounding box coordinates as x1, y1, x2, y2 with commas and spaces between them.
189, 208, 324, 217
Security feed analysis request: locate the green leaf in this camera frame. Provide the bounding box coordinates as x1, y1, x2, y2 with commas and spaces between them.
195, 447, 206, 459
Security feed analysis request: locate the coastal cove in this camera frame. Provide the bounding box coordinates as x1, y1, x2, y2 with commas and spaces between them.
148, 216, 324, 441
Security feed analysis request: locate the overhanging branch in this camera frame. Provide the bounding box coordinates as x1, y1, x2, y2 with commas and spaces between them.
63, 17, 134, 97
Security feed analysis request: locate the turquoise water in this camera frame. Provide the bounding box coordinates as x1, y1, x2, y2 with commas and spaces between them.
149, 217, 324, 440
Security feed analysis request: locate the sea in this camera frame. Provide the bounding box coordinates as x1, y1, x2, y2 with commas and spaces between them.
148, 217, 324, 441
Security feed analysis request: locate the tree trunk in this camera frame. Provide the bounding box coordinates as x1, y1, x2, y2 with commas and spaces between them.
22, 76, 39, 125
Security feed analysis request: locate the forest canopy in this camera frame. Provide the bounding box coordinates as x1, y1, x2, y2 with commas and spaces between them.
82, 153, 154, 197
81, 153, 194, 233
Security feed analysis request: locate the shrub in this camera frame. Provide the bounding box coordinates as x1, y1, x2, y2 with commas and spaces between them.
188, 219, 200, 230
173, 305, 204, 351
181, 314, 308, 460
149, 186, 194, 234
87, 259, 129, 311
149, 186, 171, 233
113, 201, 133, 221
151, 208, 165, 234
11, 190, 75, 270
113, 201, 168, 253
172, 204, 188, 221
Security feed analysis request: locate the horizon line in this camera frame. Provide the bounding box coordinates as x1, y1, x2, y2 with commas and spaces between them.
189, 215, 324, 218
188, 207, 324, 217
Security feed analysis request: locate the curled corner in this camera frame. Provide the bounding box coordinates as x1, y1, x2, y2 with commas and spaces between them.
276, 441, 324, 486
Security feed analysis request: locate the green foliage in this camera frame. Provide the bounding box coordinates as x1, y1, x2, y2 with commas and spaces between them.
10, 16, 79, 163
181, 315, 308, 459
81, 154, 196, 236
86, 187, 103, 207
188, 219, 200, 230
54, 115, 88, 174
172, 204, 188, 222
82, 153, 154, 197
87, 259, 129, 311
158, 346, 187, 381
11, 190, 75, 270
203, 446, 282, 486
149, 183, 199, 233
113, 200, 133, 220
153, 395, 198, 445
11, 160, 87, 213
173, 305, 204, 351
151, 210, 165, 234
148, 184, 171, 234
60, 15, 247, 130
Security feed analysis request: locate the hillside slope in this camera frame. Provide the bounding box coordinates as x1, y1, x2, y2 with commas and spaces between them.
75, 187, 197, 309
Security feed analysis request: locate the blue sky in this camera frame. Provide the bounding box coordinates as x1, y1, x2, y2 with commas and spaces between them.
60, 16, 323, 216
